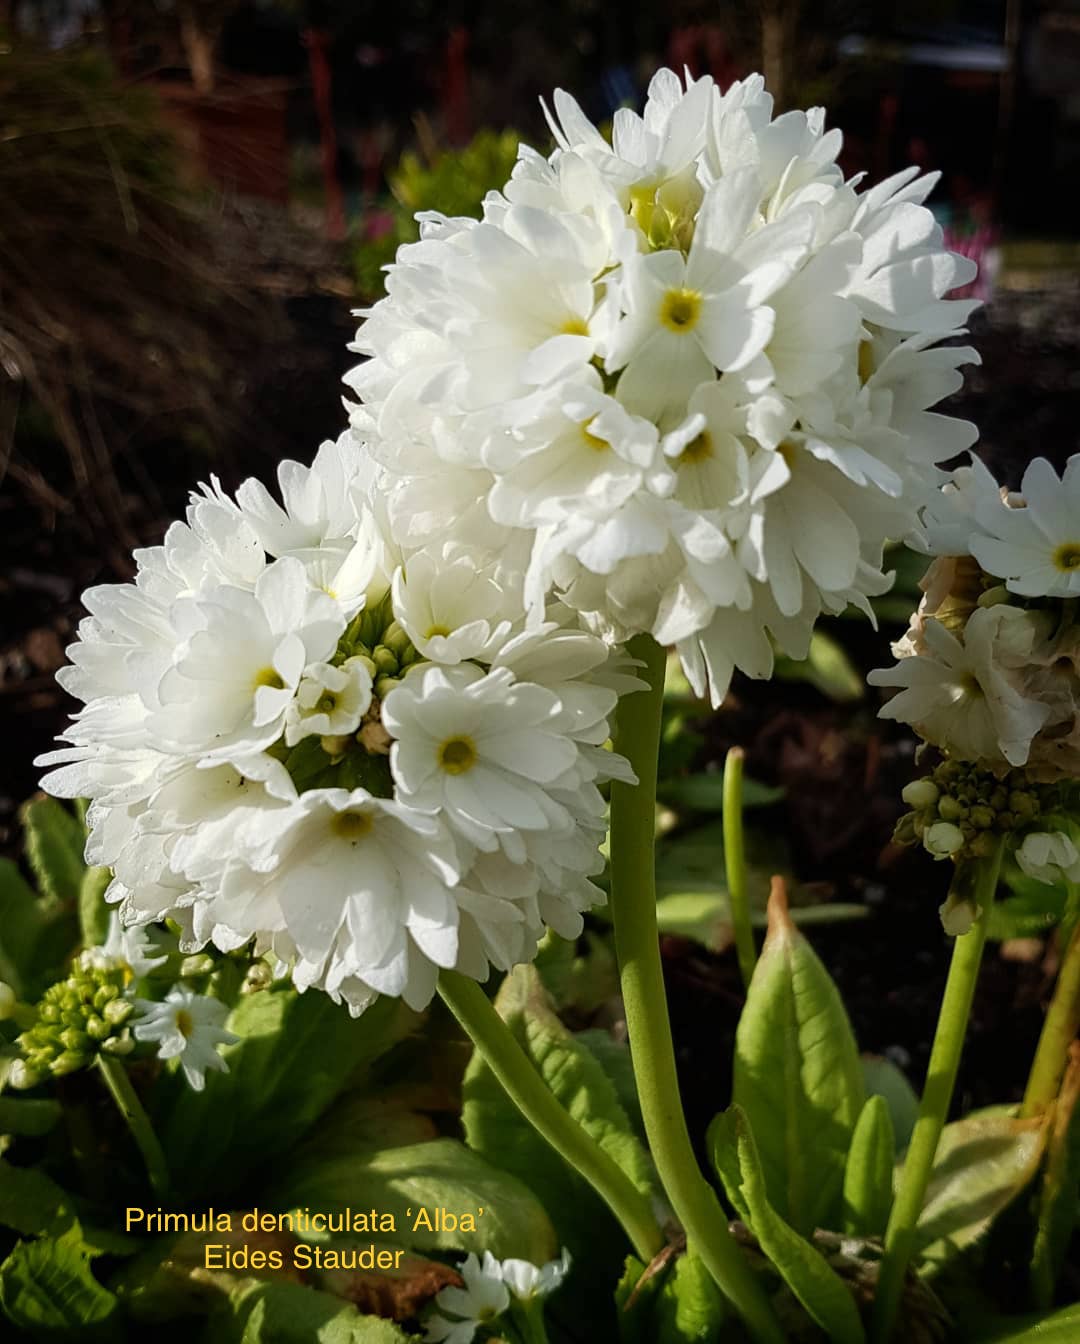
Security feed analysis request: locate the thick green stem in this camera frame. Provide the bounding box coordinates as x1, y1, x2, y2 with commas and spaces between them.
723, 746, 757, 992
95, 1054, 169, 1197
872, 842, 1004, 1343
437, 969, 662, 1264
1022, 918, 1080, 1119
609, 636, 783, 1344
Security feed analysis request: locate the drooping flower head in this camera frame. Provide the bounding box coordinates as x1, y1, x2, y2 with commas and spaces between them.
348, 69, 979, 706
38, 442, 635, 1016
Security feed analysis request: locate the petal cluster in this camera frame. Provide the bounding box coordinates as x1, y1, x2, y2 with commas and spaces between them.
348, 69, 979, 705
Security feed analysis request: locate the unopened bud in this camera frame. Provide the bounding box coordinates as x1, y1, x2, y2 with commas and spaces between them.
968, 805, 995, 830
374, 675, 401, 699
59, 1028, 91, 1052
242, 961, 274, 994
180, 954, 215, 979
101, 1034, 133, 1057
901, 779, 939, 809
976, 585, 1010, 608
85, 1015, 110, 1041
103, 997, 133, 1026
892, 813, 918, 846
372, 646, 398, 676
320, 734, 351, 759
938, 796, 968, 822
52, 1050, 87, 1077
925, 822, 965, 860
0, 981, 16, 1021
7, 1060, 41, 1090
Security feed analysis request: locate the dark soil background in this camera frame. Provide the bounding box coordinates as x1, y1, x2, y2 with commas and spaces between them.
4, 256, 1079, 1212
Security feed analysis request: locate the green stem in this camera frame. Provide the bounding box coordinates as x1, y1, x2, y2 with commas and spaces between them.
1021, 918, 1080, 1118
95, 1054, 170, 1198
609, 636, 783, 1344
723, 747, 757, 992
511, 1299, 552, 1344
872, 841, 1004, 1343
437, 970, 662, 1263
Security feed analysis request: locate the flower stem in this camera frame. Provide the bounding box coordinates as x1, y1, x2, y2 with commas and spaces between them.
723, 747, 757, 992
609, 636, 783, 1344
872, 841, 1004, 1343
437, 969, 663, 1263
95, 1054, 170, 1198
1021, 917, 1080, 1119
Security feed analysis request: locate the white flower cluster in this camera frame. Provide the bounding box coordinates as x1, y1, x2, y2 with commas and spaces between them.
347, 68, 979, 706
39, 442, 634, 1016
425, 1248, 571, 1343
870, 453, 1080, 779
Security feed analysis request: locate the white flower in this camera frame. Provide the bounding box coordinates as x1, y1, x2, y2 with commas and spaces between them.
78, 913, 169, 979
133, 988, 237, 1091
284, 659, 373, 747
425, 1251, 509, 1343
925, 821, 964, 860
971, 456, 1080, 598
500, 1248, 572, 1302
868, 607, 1051, 767
392, 548, 516, 664
348, 67, 978, 706
1016, 831, 1080, 886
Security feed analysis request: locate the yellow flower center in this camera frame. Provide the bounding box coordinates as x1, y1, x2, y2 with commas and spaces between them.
677, 431, 713, 466
332, 810, 374, 842
857, 339, 876, 384
176, 1009, 195, 1039
425, 623, 452, 639
316, 691, 338, 714
560, 317, 589, 337
659, 288, 702, 334
580, 418, 608, 452
253, 666, 285, 691
438, 736, 477, 775
1053, 543, 1080, 572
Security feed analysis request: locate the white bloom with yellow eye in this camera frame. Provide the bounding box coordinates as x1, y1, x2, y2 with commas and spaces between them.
972, 456, 1080, 598
133, 988, 237, 1091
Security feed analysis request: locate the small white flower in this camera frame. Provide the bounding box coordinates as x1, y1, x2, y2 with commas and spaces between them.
284, 658, 373, 747
1016, 831, 1080, 886
425, 1251, 509, 1343
78, 913, 170, 979
500, 1248, 572, 1302
133, 988, 237, 1091
392, 549, 516, 665
971, 456, 1080, 598
925, 821, 964, 860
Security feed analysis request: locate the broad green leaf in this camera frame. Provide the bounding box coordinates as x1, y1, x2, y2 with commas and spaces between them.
861, 1056, 919, 1151
156, 986, 416, 1198
775, 629, 864, 702
912, 1106, 1048, 1270
842, 1096, 895, 1237
21, 796, 86, 907
0, 1159, 73, 1237
0, 1095, 62, 1138
575, 1029, 645, 1140
268, 1136, 556, 1263
709, 1106, 865, 1344
0, 1223, 118, 1332
1030, 1050, 1080, 1307
656, 888, 866, 955
973, 1303, 1080, 1342
0, 859, 49, 998
78, 864, 113, 949
208, 1279, 409, 1343
614, 1251, 726, 1344
462, 965, 655, 1318
534, 930, 619, 1017
733, 882, 865, 1235
655, 820, 791, 897
987, 880, 1065, 942
658, 773, 784, 813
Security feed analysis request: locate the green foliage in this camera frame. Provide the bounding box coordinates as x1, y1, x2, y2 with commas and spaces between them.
709, 1106, 866, 1344
732, 890, 865, 1236
462, 965, 655, 1318
974, 1303, 1080, 1342
913, 1108, 1049, 1273
0, 1223, 118, 1334
22, 797, 86, 908
842, 1096, 895, 1238
354, 130, 523, 298
614, 1252, 726, 1343
206, 1280, 410, 1343
774, 629, 865, 702
861, 1056, 920, 1151
156, 985, 416, 1198
1029, 1055, 1080, 1307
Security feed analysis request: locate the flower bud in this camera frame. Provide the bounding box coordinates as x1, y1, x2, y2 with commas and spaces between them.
101, 1034, 134, 1056
59, 1028, 91, 1052
180, 954, 215, 979
925, 822, 965, 860
242, 961, 274, 994
901, 779, 939, 809
372, 646, 398, 676
52, 1050, 87, 1076
6, 1060, 41, 1090
0, 981, 16, 1021
85, 1015, 110, 1041
976, 585, 1010, 608
103, 997, 134, 1026
968, 805, 995, 830
892, 812, 918, 846
320, 734, 351, 759
938, 796, 968, 822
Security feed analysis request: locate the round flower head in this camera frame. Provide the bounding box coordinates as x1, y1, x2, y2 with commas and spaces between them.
37, 443, 635, 1016
348, 68, 979, 706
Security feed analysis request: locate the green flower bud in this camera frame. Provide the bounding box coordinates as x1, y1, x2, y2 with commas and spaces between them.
242, 961, 274, 994
7, 1060, 41, 1091
103, 997, 133, 1026
0, 981, 17, 1021
101, 1034, 134, 1057
85, 1015, 110, 1041
180, 954, 215, 979
968, 805, 995, 830
52, 1050, 87, 1077
901, 779, 939, 809
374, 674, 402, 698
892, 813, 919, 846
938, 795, 968, 821
925, 822, 965, 860
59, 1028, 91, 1052
372, 646, 398, 676
976, 585, 1011, 608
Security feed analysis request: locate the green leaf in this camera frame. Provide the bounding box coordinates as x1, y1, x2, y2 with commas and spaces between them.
0, 1223, 118, 1333
656, 888, 867, 955
0, 1159, 73, 1237
861, 1056, 919, 1151
574, 1029, 645, 1140
0, 859, 49, 998
613, 1252, 724, 1344
842, 1095, 895, 1238
1030, 1050, 1080, 1307
462, 965, 655, 1317
268, 1136, 557, 1264
614, 1255, 663, 1344
78, 865, 113, 950
912, 1106, 1049, 1271
21, 796, 86, 908
972, 1303, 1080, 1342
988, 873, 1066, 942
733, 882, 865, 1235
774, 629, 864, 702
0, 1095, 62, 1138
709, 1106, 866, 1344
209, 1279, 409, 1343
156, 986, 417, 1198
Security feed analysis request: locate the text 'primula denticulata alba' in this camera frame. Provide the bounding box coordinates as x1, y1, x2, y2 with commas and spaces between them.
347, 67, 980, 707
